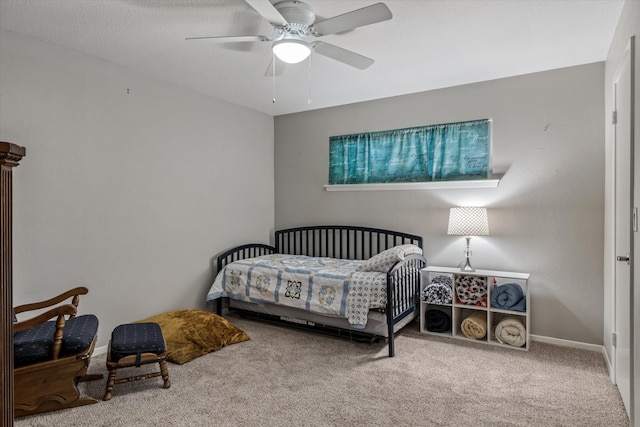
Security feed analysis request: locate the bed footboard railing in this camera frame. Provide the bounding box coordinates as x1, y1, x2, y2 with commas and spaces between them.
215, 243, 275, 314
386, 253, 427, 357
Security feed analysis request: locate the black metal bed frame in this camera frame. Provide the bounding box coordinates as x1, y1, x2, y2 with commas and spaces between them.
215, 225, 426, 357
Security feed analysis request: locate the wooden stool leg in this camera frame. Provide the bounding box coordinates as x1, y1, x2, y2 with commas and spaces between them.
103, 368, 117, 401
159, 359, 171, 389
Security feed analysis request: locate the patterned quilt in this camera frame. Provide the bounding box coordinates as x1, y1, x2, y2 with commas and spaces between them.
206, 254, 387, 328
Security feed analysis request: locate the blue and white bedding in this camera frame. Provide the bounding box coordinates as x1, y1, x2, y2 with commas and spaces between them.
206, 254, 387, 329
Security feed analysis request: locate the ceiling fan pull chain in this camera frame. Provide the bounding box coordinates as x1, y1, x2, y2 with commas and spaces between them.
307, 54, 312, 105
272, 51, 277, 104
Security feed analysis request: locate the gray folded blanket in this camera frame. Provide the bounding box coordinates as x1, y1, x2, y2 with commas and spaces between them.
490, 282, 526, 312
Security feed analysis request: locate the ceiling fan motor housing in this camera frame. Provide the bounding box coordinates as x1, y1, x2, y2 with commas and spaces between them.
274, 1, 315, 29
186, 0, 391, 71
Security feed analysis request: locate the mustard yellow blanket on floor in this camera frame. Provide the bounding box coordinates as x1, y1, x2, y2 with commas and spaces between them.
138, 309, 249, 364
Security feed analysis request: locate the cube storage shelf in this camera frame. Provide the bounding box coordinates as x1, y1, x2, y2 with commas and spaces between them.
420, 266, 530, 350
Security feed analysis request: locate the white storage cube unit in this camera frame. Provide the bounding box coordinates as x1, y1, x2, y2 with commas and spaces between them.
420, 266, 530, 350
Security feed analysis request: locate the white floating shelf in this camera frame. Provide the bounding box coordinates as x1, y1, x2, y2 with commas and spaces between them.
323, 177, 501, 191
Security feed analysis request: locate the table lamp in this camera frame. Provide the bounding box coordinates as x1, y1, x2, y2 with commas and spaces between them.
447, 207, 489, 272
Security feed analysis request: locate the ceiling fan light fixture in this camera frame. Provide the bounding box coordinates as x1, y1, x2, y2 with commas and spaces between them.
272, 38, 311, 64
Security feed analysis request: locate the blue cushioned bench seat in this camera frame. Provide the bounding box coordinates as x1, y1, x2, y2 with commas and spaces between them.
14, 314, 99, 366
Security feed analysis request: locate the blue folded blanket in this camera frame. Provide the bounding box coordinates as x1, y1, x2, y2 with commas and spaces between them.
490, 282, 526, 312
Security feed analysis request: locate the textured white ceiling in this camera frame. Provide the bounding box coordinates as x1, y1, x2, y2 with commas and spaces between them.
0, 0, 625, 116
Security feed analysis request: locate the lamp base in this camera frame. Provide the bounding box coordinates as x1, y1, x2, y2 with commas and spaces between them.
460, 256, 475, 272
459, 236, 475, 272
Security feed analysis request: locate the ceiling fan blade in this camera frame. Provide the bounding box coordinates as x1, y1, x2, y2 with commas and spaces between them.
264, 58, 286, 77
311, 3, 392, 36
185, 35, 271, 43
245, 0, 289, 27
313, 42, 374, 70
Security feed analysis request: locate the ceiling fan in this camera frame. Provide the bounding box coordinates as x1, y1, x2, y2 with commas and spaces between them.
186, 0, 392, 76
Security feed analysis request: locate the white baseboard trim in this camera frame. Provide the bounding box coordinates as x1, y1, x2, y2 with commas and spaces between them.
530, 335, 614, 384
95, 335, 603, 355
94, 335, 615, 382
94, 344, 107, 356
601, 345, 615, 382
530, 334, 604, 353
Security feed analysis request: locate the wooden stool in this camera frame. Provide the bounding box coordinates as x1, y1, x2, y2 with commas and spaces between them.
103, 322, 171, 401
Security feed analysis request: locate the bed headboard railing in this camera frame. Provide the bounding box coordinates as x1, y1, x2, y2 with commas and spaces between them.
216, 243, 275, 272
275, 225, 422, 260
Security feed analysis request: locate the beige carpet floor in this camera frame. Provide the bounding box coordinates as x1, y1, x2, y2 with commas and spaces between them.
16, 314, 628, 426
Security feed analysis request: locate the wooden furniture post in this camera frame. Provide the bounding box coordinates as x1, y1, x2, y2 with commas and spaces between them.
0, 142, 25, 426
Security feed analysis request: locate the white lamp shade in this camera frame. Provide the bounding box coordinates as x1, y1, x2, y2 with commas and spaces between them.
447, 207, 489, 236
272, 39, 311, 64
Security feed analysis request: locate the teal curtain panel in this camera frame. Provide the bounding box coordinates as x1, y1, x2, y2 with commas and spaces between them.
328, 119, 491, 185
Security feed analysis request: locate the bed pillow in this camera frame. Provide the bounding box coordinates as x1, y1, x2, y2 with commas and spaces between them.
136, 309, 249, 364
358, 244, 422, 272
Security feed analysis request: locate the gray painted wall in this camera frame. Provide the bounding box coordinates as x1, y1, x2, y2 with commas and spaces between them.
275, 63, 605, 344
0, 30, 275, 347
0, 29, 609, 348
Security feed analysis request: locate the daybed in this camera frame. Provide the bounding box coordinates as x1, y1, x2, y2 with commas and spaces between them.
207, 225, 426, 357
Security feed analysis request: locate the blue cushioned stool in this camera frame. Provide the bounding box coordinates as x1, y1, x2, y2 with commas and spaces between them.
103, 322, 171, 401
